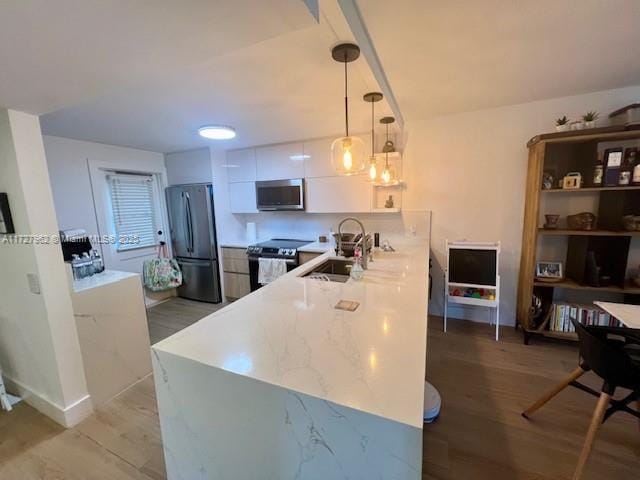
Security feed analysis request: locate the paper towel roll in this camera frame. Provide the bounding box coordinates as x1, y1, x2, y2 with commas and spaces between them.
246, 222, 257, 242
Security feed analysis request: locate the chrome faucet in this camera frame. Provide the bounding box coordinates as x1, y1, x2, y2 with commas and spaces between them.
337, 217, 370, 270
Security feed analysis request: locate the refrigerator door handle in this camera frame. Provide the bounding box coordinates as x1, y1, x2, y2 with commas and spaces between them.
182, 192, 190, 253
185, 191, 194, 253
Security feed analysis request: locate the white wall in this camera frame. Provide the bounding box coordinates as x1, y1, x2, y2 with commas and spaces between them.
44, 135, 173, 306
401, 85, 640, 326
0, 110, 91, 427
165, 148, 212, 185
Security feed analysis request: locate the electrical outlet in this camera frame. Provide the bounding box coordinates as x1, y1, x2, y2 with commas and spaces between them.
26, 273, 41, 295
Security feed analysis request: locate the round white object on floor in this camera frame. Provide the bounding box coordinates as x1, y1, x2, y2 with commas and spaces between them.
423, 381, 441, 423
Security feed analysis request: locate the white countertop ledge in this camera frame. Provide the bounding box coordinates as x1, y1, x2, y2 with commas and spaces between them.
72, 269, 139, 293
219, 239, 334, 253
153, 238, 430, 428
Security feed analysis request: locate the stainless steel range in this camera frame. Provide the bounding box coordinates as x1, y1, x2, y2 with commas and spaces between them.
246, 238, 313, 291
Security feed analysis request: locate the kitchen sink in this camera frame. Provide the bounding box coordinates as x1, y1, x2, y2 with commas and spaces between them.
302, 258, 353, 283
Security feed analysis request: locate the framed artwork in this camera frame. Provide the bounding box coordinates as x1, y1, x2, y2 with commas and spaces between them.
603, 147, 624, 186
0, 193, 15, 234
536, 261, 563, 281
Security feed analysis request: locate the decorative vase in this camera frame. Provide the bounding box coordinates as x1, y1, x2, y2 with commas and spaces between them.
544, 214, 560, 229
585, 120, 597, 129
555, 124, 570, 132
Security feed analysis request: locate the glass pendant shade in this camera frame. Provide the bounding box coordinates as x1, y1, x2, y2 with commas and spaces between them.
368, 156, 378, 181
380, 160, 397, 185
331, 135, 366, 175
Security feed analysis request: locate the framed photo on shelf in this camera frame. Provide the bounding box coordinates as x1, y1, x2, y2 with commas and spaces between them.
603, 147, 623, 186
0, 193, 15, 234
536, 261, 563, 282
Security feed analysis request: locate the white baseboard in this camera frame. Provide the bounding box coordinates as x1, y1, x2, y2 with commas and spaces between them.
3, 375, 93, 428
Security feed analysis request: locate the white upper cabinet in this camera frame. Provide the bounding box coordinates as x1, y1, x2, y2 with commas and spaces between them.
302, 137, 334, 178
228, 181, 258, 213
306, 174, 372, 213
226, 148, 256, 183
256, 143, 304, 181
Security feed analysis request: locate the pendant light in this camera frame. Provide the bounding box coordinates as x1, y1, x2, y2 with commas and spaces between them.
331, 43, 365, 175
363, 91, 383, 181
378, 116, 398, 185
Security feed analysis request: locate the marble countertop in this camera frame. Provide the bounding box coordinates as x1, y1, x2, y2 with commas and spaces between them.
72, 269, 139, 293
154, 238, 430, 428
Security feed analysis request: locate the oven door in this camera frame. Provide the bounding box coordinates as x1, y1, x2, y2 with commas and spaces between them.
248, 255, 298, 291
255, 179, 304, 211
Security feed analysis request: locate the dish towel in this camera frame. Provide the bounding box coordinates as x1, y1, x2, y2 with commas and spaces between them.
258, 258, 288, 285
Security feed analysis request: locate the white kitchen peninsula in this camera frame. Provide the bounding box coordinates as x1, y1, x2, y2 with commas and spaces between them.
152, 213, 430, 479
68, 268, 152, 407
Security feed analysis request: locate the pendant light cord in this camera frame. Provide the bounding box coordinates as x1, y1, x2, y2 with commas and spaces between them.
344, 57, 349, 137
371, 101, 375, 153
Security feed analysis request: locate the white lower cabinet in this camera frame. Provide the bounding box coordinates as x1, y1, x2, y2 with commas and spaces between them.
306, 175, 372, 213
228, 181, 257, 213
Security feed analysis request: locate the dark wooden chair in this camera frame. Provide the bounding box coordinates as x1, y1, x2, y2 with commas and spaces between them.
521, 318, 640, 480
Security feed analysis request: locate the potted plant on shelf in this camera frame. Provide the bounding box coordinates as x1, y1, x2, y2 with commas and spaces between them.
582, 111, 599, 129
555, 116, 570, 132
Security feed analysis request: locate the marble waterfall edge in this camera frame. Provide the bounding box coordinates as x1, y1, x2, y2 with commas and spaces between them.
153, 349, 422, 480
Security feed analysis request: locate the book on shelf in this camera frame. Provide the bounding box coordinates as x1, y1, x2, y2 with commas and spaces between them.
548, 303, 622, 333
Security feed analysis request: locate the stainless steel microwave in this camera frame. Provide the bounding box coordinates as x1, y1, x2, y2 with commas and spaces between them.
255, 179, 305, 211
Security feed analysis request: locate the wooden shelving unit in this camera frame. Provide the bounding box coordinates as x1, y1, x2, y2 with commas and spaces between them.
516, 126, 640, 344
537, 228, 640, 237
532, 278, 640, 294
541, 185, 640, 193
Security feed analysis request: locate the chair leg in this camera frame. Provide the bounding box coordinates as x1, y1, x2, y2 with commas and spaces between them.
522, 367, 585, 419
573, 391, 611, 480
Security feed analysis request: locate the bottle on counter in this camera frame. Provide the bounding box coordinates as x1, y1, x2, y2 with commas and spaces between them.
350, 248, 365, 281
71, 254, 82, 280
91, 250, 104, 274
82, 252, 94, 277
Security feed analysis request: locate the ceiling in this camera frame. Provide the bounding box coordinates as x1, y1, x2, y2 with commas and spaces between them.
357, 0, 640, 121
4, 1, 640, 153
0, 0, 392, 153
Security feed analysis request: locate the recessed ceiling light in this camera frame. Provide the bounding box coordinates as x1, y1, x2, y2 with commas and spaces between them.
289, 154, 311, 161
198, 125, 236, 140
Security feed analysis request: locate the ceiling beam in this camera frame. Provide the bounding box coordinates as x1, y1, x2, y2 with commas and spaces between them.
337, 0, 404, 128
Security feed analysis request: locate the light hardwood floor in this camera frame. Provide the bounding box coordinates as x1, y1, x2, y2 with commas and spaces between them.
146, 297, 224, 344
0, 314, 637, 479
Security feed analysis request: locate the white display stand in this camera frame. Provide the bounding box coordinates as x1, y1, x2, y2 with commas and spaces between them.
444, 241, 501, 340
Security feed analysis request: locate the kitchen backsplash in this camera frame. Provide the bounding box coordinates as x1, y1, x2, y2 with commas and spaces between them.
235, 210, 430, 242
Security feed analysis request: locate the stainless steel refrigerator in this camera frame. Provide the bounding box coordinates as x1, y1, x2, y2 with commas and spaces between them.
166, 184, 222, 303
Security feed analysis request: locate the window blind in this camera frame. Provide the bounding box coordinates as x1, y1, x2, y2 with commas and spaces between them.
107, 173, 158, 251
